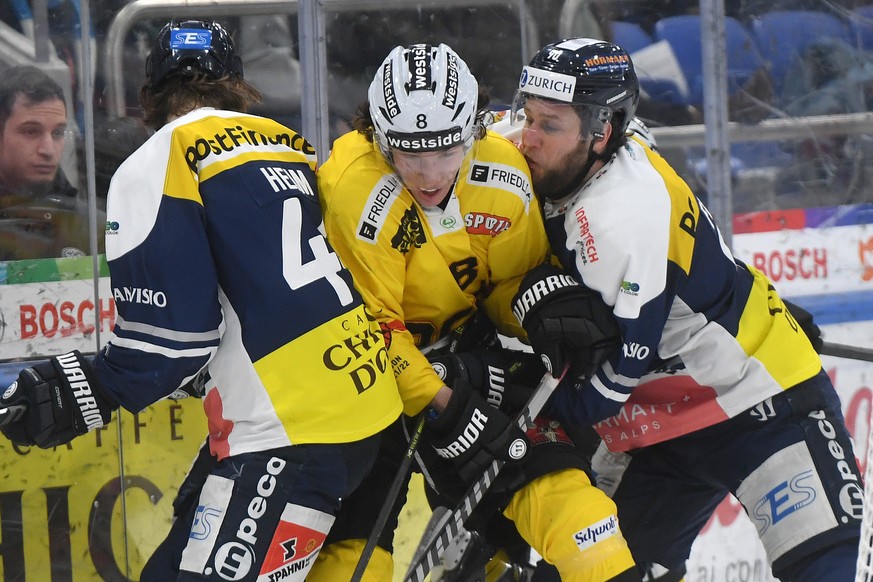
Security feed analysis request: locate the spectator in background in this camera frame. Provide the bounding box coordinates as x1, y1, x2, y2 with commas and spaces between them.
0, 65, 100, 260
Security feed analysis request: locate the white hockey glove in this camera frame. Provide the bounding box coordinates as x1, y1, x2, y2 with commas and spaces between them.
0, 351, 117, 448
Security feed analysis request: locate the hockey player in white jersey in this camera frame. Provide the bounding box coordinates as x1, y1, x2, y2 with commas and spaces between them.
0, 19, 402, 581
507, 37, 861, 581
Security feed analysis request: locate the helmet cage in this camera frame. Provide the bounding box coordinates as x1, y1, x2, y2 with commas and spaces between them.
146, 20, 243, 87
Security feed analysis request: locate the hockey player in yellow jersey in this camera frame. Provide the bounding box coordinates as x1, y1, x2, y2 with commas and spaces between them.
309, 43, 640, 581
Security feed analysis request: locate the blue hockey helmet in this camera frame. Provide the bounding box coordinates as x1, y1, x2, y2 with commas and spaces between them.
513, 38, 639, 140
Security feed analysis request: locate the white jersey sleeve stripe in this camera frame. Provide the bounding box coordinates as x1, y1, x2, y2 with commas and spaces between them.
115, 315, 223, 342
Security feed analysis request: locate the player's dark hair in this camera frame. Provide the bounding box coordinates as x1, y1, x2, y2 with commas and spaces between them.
139, 72, 261, 129
0, 65, 66, 131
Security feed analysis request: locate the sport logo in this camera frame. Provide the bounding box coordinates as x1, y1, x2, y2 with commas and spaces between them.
391, 207, 427, 253
170, 29, 211, 49
465, 212, 511, 236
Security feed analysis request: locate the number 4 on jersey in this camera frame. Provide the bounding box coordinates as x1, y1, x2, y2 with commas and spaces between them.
282, 197, 353, 306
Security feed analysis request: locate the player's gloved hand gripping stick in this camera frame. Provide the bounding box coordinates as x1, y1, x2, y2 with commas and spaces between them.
402, 365, 567, 582
0, 351, 116, 447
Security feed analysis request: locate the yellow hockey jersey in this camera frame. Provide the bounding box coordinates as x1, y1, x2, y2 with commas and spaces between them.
319, 129, 549, 415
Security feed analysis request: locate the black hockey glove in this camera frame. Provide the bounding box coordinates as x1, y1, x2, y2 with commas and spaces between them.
0, 351, 117, 448
429, 349, 546, 417
427, 378, 529, 482
783, 299, 823, 353
512, 264, 621, 380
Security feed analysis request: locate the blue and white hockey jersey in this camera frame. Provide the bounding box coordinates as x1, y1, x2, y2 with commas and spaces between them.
544, 136, 822, 452
94, 108, 401, 459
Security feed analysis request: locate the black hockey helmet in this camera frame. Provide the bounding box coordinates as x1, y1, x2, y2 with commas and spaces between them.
513, 38, 639, 141
145, 20, 243, 87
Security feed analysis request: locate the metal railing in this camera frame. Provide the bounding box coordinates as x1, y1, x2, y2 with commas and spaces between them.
105, 0, 537, 159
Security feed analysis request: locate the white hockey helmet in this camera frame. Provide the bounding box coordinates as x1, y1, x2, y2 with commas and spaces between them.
368, 43, 479, 161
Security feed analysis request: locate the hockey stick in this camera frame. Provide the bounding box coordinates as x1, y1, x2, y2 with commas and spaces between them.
820, 341, 873, 363
402, 365, 568, 582
350, 413, 427, 582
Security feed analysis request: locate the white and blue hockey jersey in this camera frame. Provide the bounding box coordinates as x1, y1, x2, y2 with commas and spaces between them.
544, 136, 822, 452
94, 108, 401, 459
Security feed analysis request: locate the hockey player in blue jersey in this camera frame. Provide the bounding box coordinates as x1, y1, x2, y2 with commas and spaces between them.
505, 37, 862, 581
0, 19, 402, 581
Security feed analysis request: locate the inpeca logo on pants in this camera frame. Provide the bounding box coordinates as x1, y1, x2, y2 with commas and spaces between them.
213, 457, 287, 580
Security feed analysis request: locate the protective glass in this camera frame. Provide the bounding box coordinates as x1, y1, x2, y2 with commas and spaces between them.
510, 92, 595, 143
390, 145, 467, 185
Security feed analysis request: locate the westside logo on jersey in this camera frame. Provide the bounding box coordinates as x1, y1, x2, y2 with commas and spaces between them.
357, 174, 403, 243
468, 162, 532, 206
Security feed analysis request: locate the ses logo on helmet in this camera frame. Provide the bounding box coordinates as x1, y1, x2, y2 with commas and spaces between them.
170, 29, 212, 49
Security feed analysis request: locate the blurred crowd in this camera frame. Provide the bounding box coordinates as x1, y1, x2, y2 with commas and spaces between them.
3, 0, 873, 260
